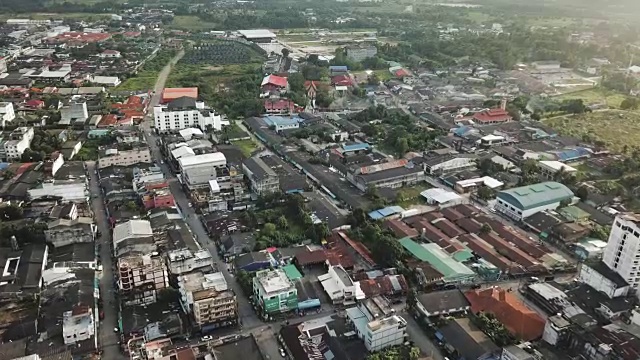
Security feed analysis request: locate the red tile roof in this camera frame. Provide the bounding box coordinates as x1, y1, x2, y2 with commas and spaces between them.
264, 98, 296, 111
262, 74, 288, 88
24, 99, 44, 108
473, 108, 512, 124
465, 287, 545, 341
295, 248, 327, 266
335, 231, 376, 267
394, 68, 412, 78
384, 218, 419, 239
331, 74, 353, 86
161, 87, 198, 103
358, 274, 409, 298
49, 32, 111, 44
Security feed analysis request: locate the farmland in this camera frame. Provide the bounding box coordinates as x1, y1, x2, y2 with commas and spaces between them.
553, 88, 627, 108
168, 15, 218, 31
543, 110, 640, 153
181, 39, 266, 66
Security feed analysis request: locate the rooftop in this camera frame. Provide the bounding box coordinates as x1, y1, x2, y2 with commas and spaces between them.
178, 152, 226, 168
238, 29, 276, 39
417, 289, 470, 314
585, 260, 630, 288
399, 238, 475, 280
498, 181, 574, 211
255, 268, 294, 294
113, 219, 152, 244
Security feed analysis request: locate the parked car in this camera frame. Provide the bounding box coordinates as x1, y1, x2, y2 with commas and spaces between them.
201, 335, 213, 341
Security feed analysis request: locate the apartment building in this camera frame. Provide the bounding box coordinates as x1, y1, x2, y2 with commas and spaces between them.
242, 156, 279, 195
345, 296, 408, 352
153, 96, 227, 132
63, 305, 95, 346
167, 248, 215, 276
98, 147, 152, 169
45, 217, 95, 248
253, 269, 298, 316
178, 271, 238, 331
118, 253, 169, 305
3, 126, 34, 161
178, 152, 227, 189
603, 213, 640, 297
0, 102, 15, 127
319, 265, 365, 305
538, 160, 578, 180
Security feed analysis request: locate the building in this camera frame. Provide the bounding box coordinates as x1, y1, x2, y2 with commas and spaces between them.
237, 29, 277, 43
495, 181, 574, 221
28, 179, 88, 202
99, 49, 121, 58
453, 176, 503, 194
424, 154, 477, 175
350, 159, 426, 192
415, 289, 470, 318
167, 248, 214, 276
98, 147, 152, 169
532, 61, 561, 70
3, 127, 34, 161
178, 152, 227, 189
153, 96, 226, 132
261, 75, 288, 94
60, 101, 89, 124
243, 156, 280, 195
118, 253, 169, 305
161, 87, 198, 104
472, 101, 512, 125
319, 265, 365, 305
345, 296, 408, 352
345, 45, 377, 62
0, 102, 16, 127
465, 287, 546, 341
399, 237, 476, 284
62, 305, 95, 346
112, 219, 155, 257
45, 217, 94, 248
603, 214, 640, 296
538, 160, 578, 180
263, 115, 299, 132
178, 271, 238, 331
436, 318, 499, 360
420, 188, 465, 208
253, 269, 298, 316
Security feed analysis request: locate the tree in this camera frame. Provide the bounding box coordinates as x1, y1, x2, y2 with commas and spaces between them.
559, 198, 572, 208
576, 185, 589, 200
0, 205, 23, 221
276, 216, 288, 230
477, 186, 496, 200
480, 223, 492, 234
263, 222, 277, 236
281, 47, 290, 58
621, 97, 640, 110
367, 73, 380, 85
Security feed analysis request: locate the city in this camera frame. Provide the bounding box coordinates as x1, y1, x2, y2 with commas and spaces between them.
1, 1, 640, 360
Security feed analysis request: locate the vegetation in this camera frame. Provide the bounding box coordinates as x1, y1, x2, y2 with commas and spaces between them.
181, 40, 266, 65
117, 50, 177, 91
473, 312, 516, 346
366, 345, 421, 360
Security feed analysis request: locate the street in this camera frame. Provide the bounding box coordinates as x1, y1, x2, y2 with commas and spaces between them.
88, 161, 126, 360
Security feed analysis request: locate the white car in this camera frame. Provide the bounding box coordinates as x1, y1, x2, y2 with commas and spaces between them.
201, 335, 213, 341
113, 327, 119, 333
280, 348, 286, 357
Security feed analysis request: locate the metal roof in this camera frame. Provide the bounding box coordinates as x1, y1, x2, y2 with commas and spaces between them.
497, 181, 573, 211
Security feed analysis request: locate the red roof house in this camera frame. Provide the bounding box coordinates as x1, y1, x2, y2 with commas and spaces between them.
331, 74, 353, 87
161, 87, 198, 103
264, 99, 301, 115
472, 108, 512, 124
261, 75, 288, 93
464, 287, 545, 341
24, 99, 45, 109
394, 68, 412, 78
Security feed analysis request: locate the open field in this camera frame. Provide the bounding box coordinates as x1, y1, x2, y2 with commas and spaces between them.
117, 75, 157, 91
168, 15, 218, 31
231, 139, 260, 157
553, 88, 626, 108
543, 110, 640, 153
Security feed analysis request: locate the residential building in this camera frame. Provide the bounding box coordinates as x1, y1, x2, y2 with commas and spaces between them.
345, 45, 377, 62
178, 271, 238, 331
253, 269, 298, 316
60, 101, 89, 124
28, 179, 88, 202
153, 96, 226, 132
112, 219, 155, 257
99, 49, 121, 58
345, 296, 408, 352
3, 127, 34, 161
437, 318, 499, 360
603, 213, 640, 295
495, 181, 574, 221
319, 265, 365, 305
538, 160, 578, 180
98, 147, 152, 169
424, 154, 477, 175
0, 102, 15, 127
415, 289, 470, 317
178, 152, 227, 189
261, 74, 288, 94
167, 248, 214, 276
349, 159, 426, 192
578, 261, 630, 299
242, 156, 279, 195
263, 115, 299, 132
118, 253, 169, 305
63, 305, 95, 346
45, 217, 94, 248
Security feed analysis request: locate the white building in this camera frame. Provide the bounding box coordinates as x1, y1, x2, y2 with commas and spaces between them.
118, 253, 169, 305
318, 265, 364, 305
62, 305, 95, 345
420, 188, 464, 208
87, 75, 121, 87
345, 45, 377, 62
345, 296, 407, 352
98, 147, 152, 169
242, 156, 280, 195
28, 179, 87, 202
112, 219, 155, 257
603, 213, 640, 296
0, 102, 16, 127
178, 271, 238, 329
60, 101, 88, 124
424, 155, 476, 175
3, 126, 34, 161
178, 152, 227, 189
494, 181, 574, 221
153, 97, 227, 132
538, 161, 578, 180
577, 261, 630, 299
167, 248, 214, 275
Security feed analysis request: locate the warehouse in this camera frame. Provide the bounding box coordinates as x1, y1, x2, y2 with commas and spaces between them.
494, 181, 574, 221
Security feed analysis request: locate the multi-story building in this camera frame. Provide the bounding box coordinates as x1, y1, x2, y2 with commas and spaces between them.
178, 271, 238, 331
60, 100, 89, 124
603, 213, 640, 297
112, 219, 155, 257
345, 296, 408, 352
345, 45, 377, 62
319, 265, 365, 305
178, 152, 227, 189
98, 147, 152, 169
45, 217, 95, 248
153, 97, 227, 132
0, 102, 15, 127
167, 248, 215, 276
3, 126, 34, 161
242, 156, 279, 195
538, 161, 578, 180
253, 269, 298, 316
118, 253, 169, 305
63, 305, 95, 346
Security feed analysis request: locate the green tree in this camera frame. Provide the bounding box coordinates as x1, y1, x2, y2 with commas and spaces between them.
576, 185, 589, 201
276, 216, 288, 230
480, 223, 492, 234
477, 186, 496, 200
263, 222, 277, 236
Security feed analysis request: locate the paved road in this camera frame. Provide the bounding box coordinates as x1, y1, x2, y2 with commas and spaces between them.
149, 49, 184, 108
88, 161, 126, 360
399, 311, 445, 360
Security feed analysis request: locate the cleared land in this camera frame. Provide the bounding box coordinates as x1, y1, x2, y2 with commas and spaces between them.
168, 15, 218, 31
543, 110, 640, 153
231, 139, 260, 157
553, 88, 627, 108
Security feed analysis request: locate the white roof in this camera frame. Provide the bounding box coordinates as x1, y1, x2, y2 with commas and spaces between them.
209, 179, 220, 193
629, 65, 640, 73
179, 127, 203, 140
335, 85, 348, 91
113, 219, 152, 244
481, 134, 504, 141
178, 152, 226, 168
539, 160, 577, 173
171, 146, 195, 160
456, 176, 504, 189
90, 76, 119, 84
237, 29, 276, 39
420, 188, 462, 203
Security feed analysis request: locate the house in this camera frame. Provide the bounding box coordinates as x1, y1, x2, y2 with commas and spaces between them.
538, 160, 578, 180
329, 66, 348, 76
465, 287, 546, 341
415, 289, 470, 317
318, 264, 364, 305
261, 74, 288, 94
99, 49, 121, 58
264, 98, 299, 115
234, 251, 272, 272
424, 154, 476, 175
331, 74, 353, 87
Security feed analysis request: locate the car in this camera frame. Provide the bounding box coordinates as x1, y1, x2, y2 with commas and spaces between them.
113, 327, 119, 333
279, 348, 286, 357
201, 335, 213, 341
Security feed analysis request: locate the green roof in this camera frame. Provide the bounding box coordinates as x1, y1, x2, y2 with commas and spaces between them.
497, 181, 573, 211
399, 238, 475, 281
282, 264, 302, 281
558, 205, 590, 221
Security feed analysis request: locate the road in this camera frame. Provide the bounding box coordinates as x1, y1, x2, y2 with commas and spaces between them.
150, 49, 184, 108
88, 161, 126, 360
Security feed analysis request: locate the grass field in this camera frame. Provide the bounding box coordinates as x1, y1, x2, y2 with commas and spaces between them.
168, 15, 218, 31
231, 139, 260, 157
117, 74, 157, 91
553, 88, 627, 108
543, 110, 640, 153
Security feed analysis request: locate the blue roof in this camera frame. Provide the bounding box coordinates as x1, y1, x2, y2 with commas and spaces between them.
368, 211, 385, 220
550, 147, 590, 162
264, 115, 301, 127
368, 206, 405, 219
342, 143, 370, 152
329, 65, 348, 71
0, 163, 9, 171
